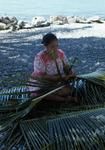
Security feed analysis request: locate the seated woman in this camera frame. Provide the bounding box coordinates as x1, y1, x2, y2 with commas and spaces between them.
30, 33, 77, 102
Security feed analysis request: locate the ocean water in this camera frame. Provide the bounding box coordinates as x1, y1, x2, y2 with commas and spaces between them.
0, 0, 105, 20
0, 25, 105, 89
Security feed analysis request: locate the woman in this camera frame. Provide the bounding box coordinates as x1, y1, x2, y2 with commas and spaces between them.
31, 33, 77, 102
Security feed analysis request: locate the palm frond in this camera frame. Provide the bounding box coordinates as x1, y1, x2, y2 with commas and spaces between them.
1, 70, 105, 149
0, 70, 105, 116
0, 86, 32, 113
78, 70, 105, 87
20, 119, 50, 150
0, 84, 66, 131
16, 107, 105, 150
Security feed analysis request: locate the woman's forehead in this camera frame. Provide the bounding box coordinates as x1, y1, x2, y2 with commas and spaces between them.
48, 40, 58, 46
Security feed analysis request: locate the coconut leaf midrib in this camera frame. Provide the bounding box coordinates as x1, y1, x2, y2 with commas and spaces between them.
1, 70, 105, 149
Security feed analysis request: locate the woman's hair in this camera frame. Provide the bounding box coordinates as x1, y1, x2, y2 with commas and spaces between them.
42, 33, 58, 46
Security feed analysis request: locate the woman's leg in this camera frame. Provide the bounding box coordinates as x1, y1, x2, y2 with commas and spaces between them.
43, 94, 78, 103
56, 86, 72, 97
43, 94, 66, 101
43, 86, 78, 103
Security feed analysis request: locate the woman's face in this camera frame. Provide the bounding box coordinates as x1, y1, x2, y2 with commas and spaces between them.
46, 40, 58, 52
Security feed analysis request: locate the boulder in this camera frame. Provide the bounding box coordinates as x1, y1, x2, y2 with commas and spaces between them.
0, 16, 18, 31
67, 16, 77, 23
75, 17, 88, 23
10, 17, 18, 25
32, 16, 50, 27
87, 16, 104, 23
23, 22, 34, 29
9, 25, 17, 31
17, 21, 35, 30
0, 17, 11, 24
0, 17, 2, 22
7, 17, 18, 31
67, 16, 88, 24
50, 16, 68, 25
18, 20, 26, 29
0, 23, 7, 30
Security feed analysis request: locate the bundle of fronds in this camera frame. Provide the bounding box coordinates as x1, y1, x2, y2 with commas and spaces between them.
1, 70, 105, 149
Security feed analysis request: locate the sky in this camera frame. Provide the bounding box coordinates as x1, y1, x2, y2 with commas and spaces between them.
0, 0, 105, 19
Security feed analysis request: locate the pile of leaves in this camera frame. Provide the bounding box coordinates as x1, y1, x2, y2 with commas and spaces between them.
1, 70, 105, 149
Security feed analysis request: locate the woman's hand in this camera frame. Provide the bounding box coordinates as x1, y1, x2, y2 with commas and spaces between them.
64, 74, 76, 81
31, 73, 76, 83
31, 74, 62, 82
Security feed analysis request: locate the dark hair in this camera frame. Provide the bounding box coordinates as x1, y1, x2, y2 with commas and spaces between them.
42, 33, 58, 46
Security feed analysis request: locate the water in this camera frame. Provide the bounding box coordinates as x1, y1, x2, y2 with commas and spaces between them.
0, 27, 105, 89
0, 0, 105, 20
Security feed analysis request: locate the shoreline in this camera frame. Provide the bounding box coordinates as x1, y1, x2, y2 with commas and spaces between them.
0, 23, 105, 39
0, 15, 105, 33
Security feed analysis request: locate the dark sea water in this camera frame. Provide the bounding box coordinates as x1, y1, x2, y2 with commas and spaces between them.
0, 28, 105, 89
0, 0, 105, 20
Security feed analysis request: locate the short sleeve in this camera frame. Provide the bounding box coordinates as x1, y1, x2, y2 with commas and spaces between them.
33, 55, 45, 77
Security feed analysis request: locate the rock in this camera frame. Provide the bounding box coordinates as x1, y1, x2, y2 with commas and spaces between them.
0, 23, 7, 30
50, 16, 68, 25
23, 22, 34, 29
87, 16, 104, 23
32, 16, 50, 27
7, 17, 18, 31
75, 17, 88, 23
0, 16, 18, 31
17, 21, 34, 29
35, 22, 50, 27
0, 17, 2, 22
9, 25, 17, 31
67, 16, 77, 23
0, 17, 11, 24
10, 17, 18, 25
67, 16, 88, 24
18, 20, 26, 29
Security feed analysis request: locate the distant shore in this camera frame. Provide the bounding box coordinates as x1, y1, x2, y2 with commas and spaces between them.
0, 15, 105, 33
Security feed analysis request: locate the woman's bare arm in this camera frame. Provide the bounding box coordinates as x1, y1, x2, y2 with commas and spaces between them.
31, 74, 63, 82
31, 73, 76, 82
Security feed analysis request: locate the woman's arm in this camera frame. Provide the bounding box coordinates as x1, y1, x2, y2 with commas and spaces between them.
31, 73, 76, 83
31, 74, 63, 82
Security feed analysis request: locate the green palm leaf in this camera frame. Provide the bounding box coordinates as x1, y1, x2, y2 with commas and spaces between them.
1, 70, 105, 149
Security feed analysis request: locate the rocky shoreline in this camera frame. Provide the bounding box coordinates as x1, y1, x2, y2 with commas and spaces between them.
0, 15, 105, 32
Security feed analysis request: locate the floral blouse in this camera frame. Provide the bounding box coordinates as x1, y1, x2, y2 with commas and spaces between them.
30, 49, 71, 94
32, 49, 69, 77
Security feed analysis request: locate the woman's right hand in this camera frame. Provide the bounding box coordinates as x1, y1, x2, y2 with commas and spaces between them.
63, 74, 76, 81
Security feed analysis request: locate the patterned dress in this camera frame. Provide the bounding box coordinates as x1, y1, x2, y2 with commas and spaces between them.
32, 49, 69, 77
30, 49, 71, 95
